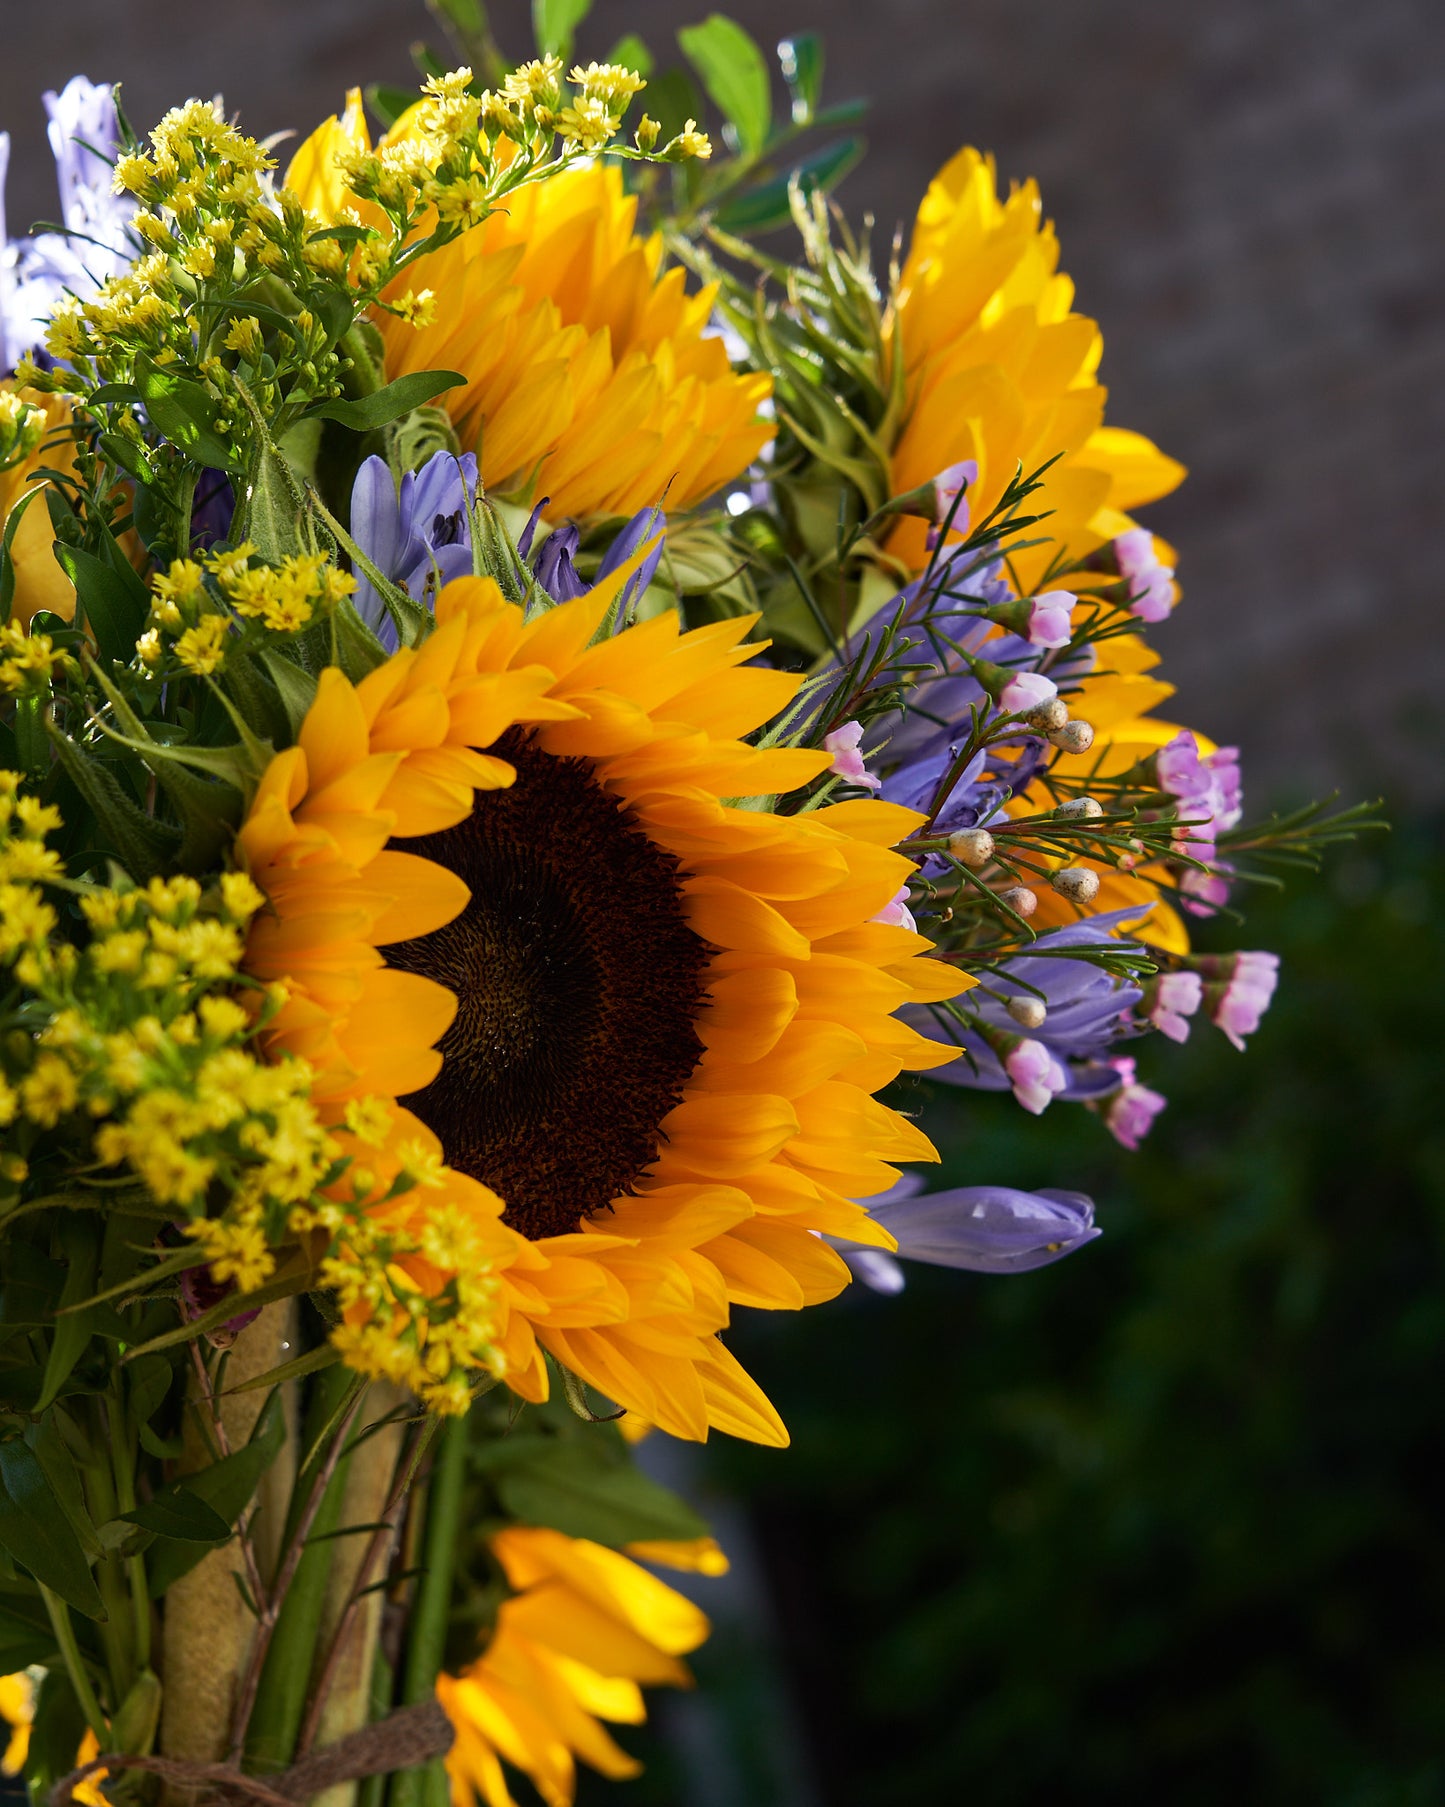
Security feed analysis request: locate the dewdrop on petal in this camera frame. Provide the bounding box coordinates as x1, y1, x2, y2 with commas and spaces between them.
948, 827, 994, 868
1051, 867, 1101, 905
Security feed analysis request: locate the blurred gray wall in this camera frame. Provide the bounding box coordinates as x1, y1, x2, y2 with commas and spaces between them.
4, 0, 1442, 803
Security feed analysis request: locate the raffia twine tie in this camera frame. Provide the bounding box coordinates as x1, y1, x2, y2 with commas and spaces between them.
48, 1697, 455, 1807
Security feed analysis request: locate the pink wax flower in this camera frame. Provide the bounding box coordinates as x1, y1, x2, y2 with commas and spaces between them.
1114, 527, 1175, 622
1004, 1037, 1068, 1114
926, 458, 977, 549
1181, 867, 1231, 916
1145, 971, 1203, 1043
1206, 951, 1280, 1050
999, 670, 1058, 715
1102, 1057, 1168, 1150
822, 719, 881, 792
874, 884, 917, 932
1026, 590, 1076, 649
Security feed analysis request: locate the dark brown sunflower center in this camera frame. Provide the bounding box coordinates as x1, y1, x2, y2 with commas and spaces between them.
385, 729, 710, 1239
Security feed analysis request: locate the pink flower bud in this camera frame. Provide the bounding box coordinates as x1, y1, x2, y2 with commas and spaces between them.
1104, 1063, 1168, 1149
1146, 971, 1203, 1043
1114, 527, 1175, 622
822, 719, 881, 792
926, 459, 977, 548
1025, 590, 1075, 648
1208, 951, 1279, 1050
1004, 1038, 1068, 1115
873, 884, 917, 932
999, 670, 1058, 715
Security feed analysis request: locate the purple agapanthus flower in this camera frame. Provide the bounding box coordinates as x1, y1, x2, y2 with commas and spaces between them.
906, 905, 1150, 1106
350, 453, 667, 650
837, 1173, 1099, 1291
527, 503, 666, 620
1, 77, 134, 371
350, 451, 480, 649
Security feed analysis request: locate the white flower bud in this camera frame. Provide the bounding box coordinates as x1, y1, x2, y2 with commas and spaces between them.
948, 827, 995, 868
1055, 796, 1103, 820
998, 885, 1037, 918
1051, 866, 1101, 904
1006, 995, 1047, 1029
1049, 719, 1095, 755
1027, 695, 1069, 733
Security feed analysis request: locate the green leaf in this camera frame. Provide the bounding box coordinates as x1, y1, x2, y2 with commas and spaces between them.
0, 1440, 106, 1618
309, 370, 466, 433
147, 1392, 286, 1595
35, 1219, 102, 1415
0, 486, 46, 619
244, 435, 312, 564
777, 32, 823, 121
257, 649, 320, 738
20, 1666, 87, 1796
493, 1440, 710, 1547
46, 725, 183, 881
121, 1483, 232, 1543
606, 33, 654, 77
0, 1245, 67, 1329
110, 1668, 162, 1756
533, 0, 591, 58
366, 83, 420, 131
678, 14, 772, 156
24, 1417, 102, 1564
134, 353, 242, 472
714, 134, 866, 234
51, 542, 148, 666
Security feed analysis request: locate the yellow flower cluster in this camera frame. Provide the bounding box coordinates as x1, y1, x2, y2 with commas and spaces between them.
0, 620, 74, 697
0, 778, 509, 1408
0, 389, 44, 473
138, 544, 357, 675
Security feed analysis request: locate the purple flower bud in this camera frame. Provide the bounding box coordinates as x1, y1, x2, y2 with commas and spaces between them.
1004, 1037, 1068, 1114
999, 670, 1058, 715
1144, 970, 1203, 1043
865, 1179, 1099, 1275
822, 719, 881, 792
1205, 951, 1280, 1050
1114, 527, 1175, 622
1102, 1056, 1167, 1149
1026, 590, 1075, 649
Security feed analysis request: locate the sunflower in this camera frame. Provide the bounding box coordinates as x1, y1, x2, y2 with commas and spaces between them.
285, 96, 772, 519
238, 565, 968, 1442
887, 147, 1185, 582
0, 384, 76, 628
439, 1527, 716, 1807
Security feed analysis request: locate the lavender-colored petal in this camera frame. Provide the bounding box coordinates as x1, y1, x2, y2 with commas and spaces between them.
842, 1248, 907, 1294
533, 524, 587, 601
867, 1183, 1099, 1274
349, 455, 404, 629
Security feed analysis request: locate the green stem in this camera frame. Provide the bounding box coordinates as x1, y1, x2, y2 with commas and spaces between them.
110, 1380, 151, 1674
389, 1418, 467, 1807
243, 1366, 359, 1772
39, 1583, 109, 1748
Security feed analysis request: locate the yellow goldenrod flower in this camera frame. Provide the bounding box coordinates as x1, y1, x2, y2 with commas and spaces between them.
173, 613, 230, 674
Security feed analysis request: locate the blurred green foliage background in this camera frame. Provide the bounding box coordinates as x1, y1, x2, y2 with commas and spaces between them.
589, 812, 1445, 1805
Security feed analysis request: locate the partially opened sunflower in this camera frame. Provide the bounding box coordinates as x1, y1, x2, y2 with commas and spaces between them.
286, 95, 771, 519
888, 147, 1185, 584
239, 560, 968, 1444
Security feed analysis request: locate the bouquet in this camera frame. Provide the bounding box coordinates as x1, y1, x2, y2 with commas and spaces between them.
0, 8, 1367, 1804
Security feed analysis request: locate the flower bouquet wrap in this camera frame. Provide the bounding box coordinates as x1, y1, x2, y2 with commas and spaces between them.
0, 10, 1369, 1804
